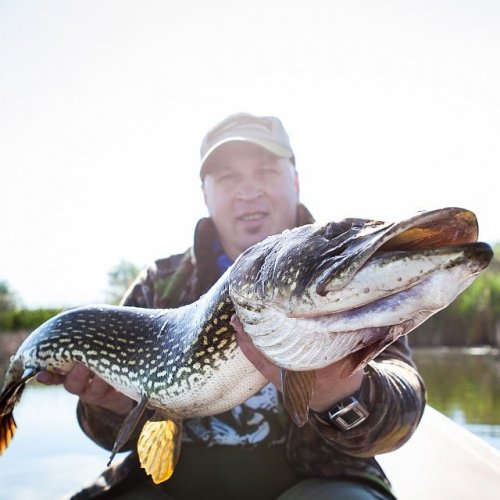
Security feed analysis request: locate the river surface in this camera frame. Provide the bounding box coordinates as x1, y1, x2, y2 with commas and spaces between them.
412, 347, 500, 450
0, 348, 498, 499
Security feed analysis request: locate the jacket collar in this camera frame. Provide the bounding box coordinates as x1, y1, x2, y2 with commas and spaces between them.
190, 203, 315, 295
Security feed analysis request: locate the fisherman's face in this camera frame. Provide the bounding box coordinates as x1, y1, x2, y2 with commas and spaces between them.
202, 142, 299, 261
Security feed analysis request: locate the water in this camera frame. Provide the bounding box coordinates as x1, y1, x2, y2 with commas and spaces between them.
0, 349, 498, 499
412, 347, 500, 450
0, 385, 124, 500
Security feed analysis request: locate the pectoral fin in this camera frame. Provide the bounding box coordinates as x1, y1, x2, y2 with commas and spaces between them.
340, 344, 382, 378
281, 369, 316, 428
108, 396, 148, 466
137, 416, 182, 484
340, 321, 414, 378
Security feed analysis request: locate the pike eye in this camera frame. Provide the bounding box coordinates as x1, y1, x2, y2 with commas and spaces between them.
324, 219, 365, 240
324, 222, 346, 239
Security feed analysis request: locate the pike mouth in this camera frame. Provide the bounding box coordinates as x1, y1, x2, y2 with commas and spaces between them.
315, 207, 483, 296
341, 246, 488, 313
291, 242, 493, 321
251, 241, 493, 370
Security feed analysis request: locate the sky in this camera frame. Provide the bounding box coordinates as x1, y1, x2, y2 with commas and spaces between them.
0, 0, 499, 308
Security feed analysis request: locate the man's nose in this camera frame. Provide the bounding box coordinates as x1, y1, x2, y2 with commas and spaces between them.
236, 178, 264, 200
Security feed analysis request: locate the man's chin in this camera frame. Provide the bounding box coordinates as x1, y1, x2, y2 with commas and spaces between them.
239, 228, 275, 251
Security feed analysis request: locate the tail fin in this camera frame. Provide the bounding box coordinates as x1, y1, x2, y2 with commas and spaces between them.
0, 407, 17, 454
0, 368, 36, 455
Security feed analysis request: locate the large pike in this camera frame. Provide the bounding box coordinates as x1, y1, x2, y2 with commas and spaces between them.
0, 207, 493, 483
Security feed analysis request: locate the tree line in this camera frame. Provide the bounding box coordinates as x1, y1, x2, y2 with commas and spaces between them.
0, 260, 140, 332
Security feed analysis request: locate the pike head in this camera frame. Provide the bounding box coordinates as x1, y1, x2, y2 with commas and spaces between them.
228, 207, 493, 372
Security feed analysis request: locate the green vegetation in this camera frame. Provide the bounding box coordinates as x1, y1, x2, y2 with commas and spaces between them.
0, 308, 62, 332
105, 260, 141, 305
0, 260, 141, 333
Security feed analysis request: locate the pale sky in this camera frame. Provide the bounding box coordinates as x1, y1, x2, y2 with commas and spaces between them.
1, 0, 499, 308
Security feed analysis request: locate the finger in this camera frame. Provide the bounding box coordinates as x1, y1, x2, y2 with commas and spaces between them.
231, 315, 258, 357
83, 374, 113, 401
82, 380, 134, 415
230, 315, 246, 335
232, 315, 280, 383
36, 371, 66, 385
63, 363, 93, 396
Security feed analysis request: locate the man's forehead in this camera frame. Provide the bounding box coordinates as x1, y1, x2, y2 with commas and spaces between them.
203, 142, 278, 172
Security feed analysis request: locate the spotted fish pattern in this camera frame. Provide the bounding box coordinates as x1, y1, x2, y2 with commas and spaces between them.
1, 277, 264, 425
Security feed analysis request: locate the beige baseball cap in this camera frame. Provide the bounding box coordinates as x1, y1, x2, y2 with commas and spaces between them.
200, 112, 295, 178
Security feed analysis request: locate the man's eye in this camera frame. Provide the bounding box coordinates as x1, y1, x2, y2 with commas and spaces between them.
261, 168, 279, 177
217, 173, 237, 183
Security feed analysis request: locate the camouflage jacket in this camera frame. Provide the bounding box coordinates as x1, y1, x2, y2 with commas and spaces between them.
76, 204, 426, 497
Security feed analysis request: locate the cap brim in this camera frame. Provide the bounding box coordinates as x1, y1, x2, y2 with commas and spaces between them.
200, 137, 294, 178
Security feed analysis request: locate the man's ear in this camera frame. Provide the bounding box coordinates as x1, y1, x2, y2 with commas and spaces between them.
201, 181, 208, 205
201, 179, 214, 217
294, 170, 300, 198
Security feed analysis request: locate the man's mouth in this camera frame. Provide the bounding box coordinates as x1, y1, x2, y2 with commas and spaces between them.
237, 211, 268, 222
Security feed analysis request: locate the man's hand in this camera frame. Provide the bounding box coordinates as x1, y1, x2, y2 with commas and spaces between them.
232, 315, 364, 413
36, 364, 134, 416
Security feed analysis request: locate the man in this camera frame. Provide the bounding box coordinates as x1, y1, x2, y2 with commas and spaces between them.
38, 113, 425, 499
